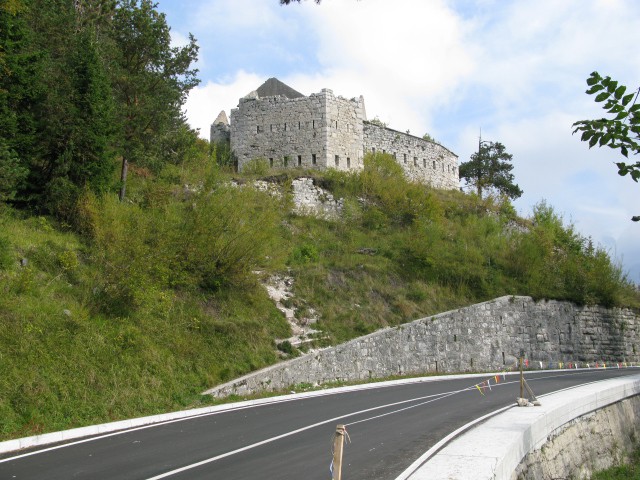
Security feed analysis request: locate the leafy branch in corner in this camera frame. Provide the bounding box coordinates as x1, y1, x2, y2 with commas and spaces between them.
572, 72, 640, 221
573, 72, 640, 181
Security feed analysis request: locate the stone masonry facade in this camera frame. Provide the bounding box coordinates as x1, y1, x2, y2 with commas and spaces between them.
211, 78, 459, 190
204, 296, 639, 397
363, 123, 459, 189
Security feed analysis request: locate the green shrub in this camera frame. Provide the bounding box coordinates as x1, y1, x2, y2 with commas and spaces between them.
289, 243, 320, 265
276, 340, 297, 356
242, 158, 270, 176
357, 152, 443, 227
591, 445, 640, 479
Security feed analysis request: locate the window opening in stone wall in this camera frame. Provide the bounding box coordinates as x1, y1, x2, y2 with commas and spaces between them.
372, 147, 376, 153
336, 121, 338, 129
403, 153, 407, 164
383, 149, 386, 154
284, 156, 289, 167
298, 121, 301, 129
284, 123, 287, 131
433, 160, 436, 169
256, 126, 260, 134
347, 157, 351, 168
297, 155, 302, 166
422, 146, 425, 151
414, 157, 418, 167
312, 153, 317, 165
270, 124, 273, 132
335, 155, 339, 167
269, 158, 273, 168
423, 159, 426, 168
313, 120, 316, 129
393, 152, 397, 159
442, 164, 444, 171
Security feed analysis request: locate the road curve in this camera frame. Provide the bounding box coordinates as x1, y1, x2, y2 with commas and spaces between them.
1, 368, 636, 480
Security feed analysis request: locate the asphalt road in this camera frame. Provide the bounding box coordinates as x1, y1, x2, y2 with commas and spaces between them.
1, 368, 637, 480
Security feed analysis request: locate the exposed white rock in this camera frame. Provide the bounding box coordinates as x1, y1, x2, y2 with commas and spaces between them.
291, 178, 343, 220
263, 274, 320, 348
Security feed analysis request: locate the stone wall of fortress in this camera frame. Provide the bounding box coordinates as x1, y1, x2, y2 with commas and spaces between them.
227, 87, 460, 189
363, 123, 460, 190
230, 89, 365, 172
325, 90, 365, 172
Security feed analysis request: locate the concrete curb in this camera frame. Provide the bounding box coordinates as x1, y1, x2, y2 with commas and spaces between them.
0, 370, 520, 455
405, 373, 640, 479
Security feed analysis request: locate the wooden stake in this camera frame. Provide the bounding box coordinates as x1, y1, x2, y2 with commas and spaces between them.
519, 356, 524, 400
332, 424, 346, 480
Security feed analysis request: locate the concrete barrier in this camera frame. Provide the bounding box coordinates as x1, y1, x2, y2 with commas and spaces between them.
402, 374, 640, 479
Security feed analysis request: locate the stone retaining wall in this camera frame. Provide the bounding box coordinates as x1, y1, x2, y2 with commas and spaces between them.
515, 395, 640, 479
204, 296, 639, 397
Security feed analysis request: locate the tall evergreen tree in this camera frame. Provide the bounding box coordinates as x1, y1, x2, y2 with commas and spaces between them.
1, 0, 200, 209
43, 27, 115, 214
0, 0, 41, 204
110, 0, 199, 200
19, 0, 116, 215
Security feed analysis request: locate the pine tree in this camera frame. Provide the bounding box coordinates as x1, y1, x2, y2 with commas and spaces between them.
459, 141, 522, 200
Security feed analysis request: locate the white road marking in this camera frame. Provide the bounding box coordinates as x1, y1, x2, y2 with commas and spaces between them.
145, 388, 466, 479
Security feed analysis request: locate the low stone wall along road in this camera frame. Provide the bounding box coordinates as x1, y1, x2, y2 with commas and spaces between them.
1, 368, 637, 480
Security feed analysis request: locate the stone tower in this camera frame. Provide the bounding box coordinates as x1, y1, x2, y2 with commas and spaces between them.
210, 110, 230, 144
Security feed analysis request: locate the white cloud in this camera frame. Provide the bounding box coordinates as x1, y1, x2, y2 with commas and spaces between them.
617, 225, 640, 283
183, 70, 264, 137
170, 30, 190, 48
462, 0, 640, 123
288, 0, 475, 135
445, 0, 640, 281
191, 0, 288, 33
183, 0, 476, 138
175, 0, 640, 282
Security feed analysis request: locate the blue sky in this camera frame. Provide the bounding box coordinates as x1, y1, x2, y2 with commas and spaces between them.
159, 0, 640, 283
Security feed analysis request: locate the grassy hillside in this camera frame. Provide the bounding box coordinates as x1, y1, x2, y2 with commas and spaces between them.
1, 152, 638, 441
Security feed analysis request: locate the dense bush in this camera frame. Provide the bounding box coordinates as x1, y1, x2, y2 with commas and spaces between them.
78, 183, 286, 315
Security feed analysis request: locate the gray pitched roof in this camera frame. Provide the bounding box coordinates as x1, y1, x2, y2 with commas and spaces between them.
255, 78, 305, 99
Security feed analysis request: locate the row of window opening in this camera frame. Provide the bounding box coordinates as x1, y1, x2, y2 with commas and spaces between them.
370, 148, 457, 173
257, 120, 347, 134
267, 154, 351, 169
270, 154, 317, 168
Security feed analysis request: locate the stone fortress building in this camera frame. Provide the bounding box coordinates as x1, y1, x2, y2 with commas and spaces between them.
211, 78, 460, 190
